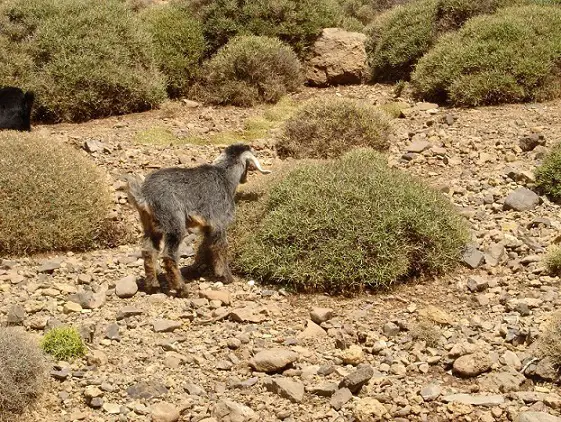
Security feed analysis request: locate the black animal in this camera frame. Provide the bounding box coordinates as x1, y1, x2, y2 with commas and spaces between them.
0, 87, 34, 131
126, 143, 271, 295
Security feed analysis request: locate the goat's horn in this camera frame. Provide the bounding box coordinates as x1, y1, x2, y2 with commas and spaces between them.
244, 152, 272, 174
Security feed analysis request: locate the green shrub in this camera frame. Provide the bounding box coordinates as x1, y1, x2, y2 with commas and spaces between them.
186, 0, 340, 56
232, 149, 469, 294
0, 0, 166, 123
276, 97, 391, 159
366, 0, 523, 82
411, 5, 561, 106
141, 3, 206, 97
0, 133, 125, 256
41, 327, 86, 361
338, 0, 410, 30
191, 35, 303, 106
0, 328, 47, 420
535, 143, 561, 202
366, 0, 438, 82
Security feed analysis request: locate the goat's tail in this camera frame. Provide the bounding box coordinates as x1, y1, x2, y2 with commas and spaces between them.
123, 174, 148, 212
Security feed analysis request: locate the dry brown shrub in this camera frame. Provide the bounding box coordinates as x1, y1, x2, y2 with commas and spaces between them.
0, 328, 48, 421
535, 310, 561, 366
410, 319, 441, 347
0, 132, 128, 256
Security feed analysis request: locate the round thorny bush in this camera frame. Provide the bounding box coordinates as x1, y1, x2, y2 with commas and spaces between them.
0, 132, 129, 256
232, 149, 469, 294
191, 35, 303, 107
276, 97, 392, 159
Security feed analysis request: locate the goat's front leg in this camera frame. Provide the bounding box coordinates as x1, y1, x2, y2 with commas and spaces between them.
208, 228, 234, 285
162, 232, 185, 293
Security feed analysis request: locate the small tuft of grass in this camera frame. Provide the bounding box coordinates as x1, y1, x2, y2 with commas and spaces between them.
276, 97, 392, 159
378, 102, 406, 118
0, 328, 47, 420
536, 143, 561, 203
41, 327, 86, 361
232, 148, 469, 294
545, 247, 561, 276
410, 319, 441, 347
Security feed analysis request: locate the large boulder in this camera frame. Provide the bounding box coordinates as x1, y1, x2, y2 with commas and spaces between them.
305, 28, 368, 87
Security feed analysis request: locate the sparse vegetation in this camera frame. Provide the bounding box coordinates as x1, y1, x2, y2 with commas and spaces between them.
0, 132, 125, 256
0, 0, 166, 123
41, 327, 86, 361
365, 0, 524, 82
378, 101, 406, 118
276, 97, 391, 159
0, 328, 47, 420
412, 5, 561, 106
233, 149, 469, 294
186, 0, 340, 57
536, 143, 561, 202
191, 36, 303, 107
135, 126, 182, 145
141, 3, 206, 97
410, 319, 441, 347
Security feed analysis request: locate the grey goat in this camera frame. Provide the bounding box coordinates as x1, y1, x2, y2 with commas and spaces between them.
126, 143, 271, 294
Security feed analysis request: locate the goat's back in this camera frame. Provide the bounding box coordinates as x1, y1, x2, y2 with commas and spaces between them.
141, 165, 235, 230
0, 87, 34, 131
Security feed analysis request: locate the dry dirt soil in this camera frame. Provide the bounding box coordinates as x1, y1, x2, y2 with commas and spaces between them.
2, 84, 561, 422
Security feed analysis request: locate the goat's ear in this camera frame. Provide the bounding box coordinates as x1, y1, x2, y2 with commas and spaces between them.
239, 164, 249, 184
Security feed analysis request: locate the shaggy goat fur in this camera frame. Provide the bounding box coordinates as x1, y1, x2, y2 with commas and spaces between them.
126, 143, 270, 294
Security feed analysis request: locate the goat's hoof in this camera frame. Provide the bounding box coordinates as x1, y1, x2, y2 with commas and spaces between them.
177, 286, 190, 298
142, 278, 160, 294
221, 275, 234, 285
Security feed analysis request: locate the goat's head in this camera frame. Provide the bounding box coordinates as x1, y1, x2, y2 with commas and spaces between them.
213, 143, 271, 184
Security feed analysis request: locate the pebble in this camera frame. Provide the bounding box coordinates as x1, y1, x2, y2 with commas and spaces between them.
250, 349, 299, 373
115, 275, 138, 298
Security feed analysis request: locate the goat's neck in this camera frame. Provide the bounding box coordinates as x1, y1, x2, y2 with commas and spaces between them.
217, 161, 245, 195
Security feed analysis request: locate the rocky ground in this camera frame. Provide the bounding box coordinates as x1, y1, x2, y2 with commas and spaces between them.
2, 84, 561, 422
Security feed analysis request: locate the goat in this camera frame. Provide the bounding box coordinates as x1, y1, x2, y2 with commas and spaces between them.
126, 143, 271, 295
0, 87, 34, 132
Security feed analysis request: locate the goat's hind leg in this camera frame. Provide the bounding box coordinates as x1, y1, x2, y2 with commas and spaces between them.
191, 227, 213, 276
208, 228, 234, 285
137, 206, 162, 293
162, 231, 185, 294
141, 232, 162, 293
